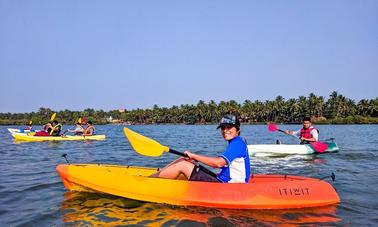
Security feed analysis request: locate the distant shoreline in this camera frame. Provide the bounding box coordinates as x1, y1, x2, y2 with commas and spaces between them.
1, 92, 377, 125
1, 117, 378, 126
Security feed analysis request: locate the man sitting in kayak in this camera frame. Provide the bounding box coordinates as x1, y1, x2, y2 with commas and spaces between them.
50, 120, 62, 136
19, 121, 34, 133
24, 121, 33, 131
34, 121, 54, 136
43, 121, 53, 132
285, 117, 319, 144
151, 114, 250, 183
83, 121, 95, 136
68, 122, 84, 135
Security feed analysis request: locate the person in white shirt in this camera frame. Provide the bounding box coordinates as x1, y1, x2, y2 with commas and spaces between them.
285, 117, 319, 144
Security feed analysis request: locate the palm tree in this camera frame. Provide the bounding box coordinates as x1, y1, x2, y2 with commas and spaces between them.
241, 99, 255, 123
208, 100, 219, 123
196, 100, 207, 123
274, 96, 285, 122
218, 100, 241, 119
306, 93, 326, 118
281, 98, 295, 122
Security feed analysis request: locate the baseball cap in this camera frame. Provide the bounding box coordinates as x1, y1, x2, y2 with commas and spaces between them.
216, 114, 240, 129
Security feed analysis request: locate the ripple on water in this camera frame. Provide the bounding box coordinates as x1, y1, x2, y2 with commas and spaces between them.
1, 125, 378, 226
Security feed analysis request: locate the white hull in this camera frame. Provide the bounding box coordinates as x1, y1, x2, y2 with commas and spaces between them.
7, 128, 40, 134
248, 144, 314, 156
248, 142, 339, 156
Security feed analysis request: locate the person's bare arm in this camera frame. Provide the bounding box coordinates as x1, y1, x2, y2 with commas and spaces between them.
185, 151, 226, 168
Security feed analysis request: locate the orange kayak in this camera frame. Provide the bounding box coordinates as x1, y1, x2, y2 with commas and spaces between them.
56, 164, 340, 209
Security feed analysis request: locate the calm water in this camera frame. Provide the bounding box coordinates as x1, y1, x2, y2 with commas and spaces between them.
0, 124, 377, 226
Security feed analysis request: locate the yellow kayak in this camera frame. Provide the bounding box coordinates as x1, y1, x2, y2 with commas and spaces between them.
12, 132, 106, 141
56, 164, 340, 209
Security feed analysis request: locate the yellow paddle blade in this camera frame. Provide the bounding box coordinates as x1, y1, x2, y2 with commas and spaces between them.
78, 117, 82, 124
50, 113, 57, 121
29, 120, 32, 125
123, 128, 169, 157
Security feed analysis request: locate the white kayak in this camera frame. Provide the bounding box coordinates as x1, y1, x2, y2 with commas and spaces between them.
248, 142, 339, 157
7, 128, 40, 134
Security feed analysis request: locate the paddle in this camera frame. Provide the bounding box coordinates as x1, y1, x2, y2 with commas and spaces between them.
267, 123, 328, 153
309, 141, 328, 153
268, 123, 285, 133
123, 128, 187, 157
49, 112, 58, 135
61, 129, 70, 136
62, 153, 70, 163
50, 113, 56, 136
61, 117, 83, 136
50, 112, 57, 122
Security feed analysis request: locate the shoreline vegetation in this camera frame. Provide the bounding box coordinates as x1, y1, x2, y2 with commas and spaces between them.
1, 92, 377, 125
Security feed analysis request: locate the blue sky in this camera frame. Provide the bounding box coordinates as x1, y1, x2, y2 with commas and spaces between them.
0, 1, 377, 113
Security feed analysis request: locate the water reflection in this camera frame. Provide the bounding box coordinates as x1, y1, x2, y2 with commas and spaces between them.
13, 139, 63, 146
61, 192, 340, 226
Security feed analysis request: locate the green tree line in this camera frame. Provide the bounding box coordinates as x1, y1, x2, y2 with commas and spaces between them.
1, 91, 377, 125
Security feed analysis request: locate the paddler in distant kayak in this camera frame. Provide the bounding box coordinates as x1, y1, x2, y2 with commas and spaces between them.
151, 114, 250, 183
19, 120, 34, 133
67, 122, 84, 135
83, 121, 95, 136
43, 121, 53, 133
31, 122, 51, 136
50, 120, 62, 136
285, 117, 319, 144
24, 121, 33, 131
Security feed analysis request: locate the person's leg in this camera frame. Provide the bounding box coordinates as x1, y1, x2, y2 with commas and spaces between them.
151, 158, 195, 179
159, 157, 187, 170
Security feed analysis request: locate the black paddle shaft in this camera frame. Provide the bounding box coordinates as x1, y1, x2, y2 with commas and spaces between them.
169, 149, 188, 157
168, 149, 218, 177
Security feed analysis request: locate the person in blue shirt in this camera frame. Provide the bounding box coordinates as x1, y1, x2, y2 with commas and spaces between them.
19, 120, 34, 133
24, 120, 33, 131
151, 114, 250, 183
